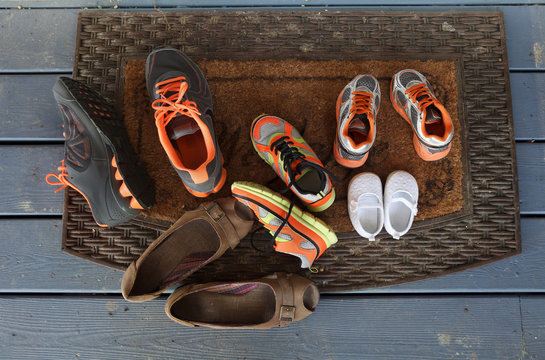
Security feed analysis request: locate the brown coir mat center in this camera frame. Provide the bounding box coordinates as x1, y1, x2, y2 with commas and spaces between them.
123, 58, 462, 232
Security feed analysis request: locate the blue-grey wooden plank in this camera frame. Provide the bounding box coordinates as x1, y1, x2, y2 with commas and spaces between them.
0, 145, 64, 215
0, 219, 121, 293
511, 72, 545, 140
0, 9, 78, 72
516, 142, 545, 215
0, 75, 64, 141
1, 143, 540, 215
1, 72, 543, 141
0, 6, 544, 72
0, 217, 541, 294
504, 6, 545, 70
0, 295, 526, 359
521, 295, 545, 358
4, 0, 545, 7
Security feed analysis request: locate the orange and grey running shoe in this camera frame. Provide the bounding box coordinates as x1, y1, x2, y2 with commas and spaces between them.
390, 69, 454, 161
46, 77, 154, 227
251, 115, 335, 212
146, 47, 226, 197
334, 74, 380, 168
231, 181, 338, 269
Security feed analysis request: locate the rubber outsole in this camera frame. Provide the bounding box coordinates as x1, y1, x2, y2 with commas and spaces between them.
389, 79, 451, 161
57, 77, 155, 209
232, 181, 338, 249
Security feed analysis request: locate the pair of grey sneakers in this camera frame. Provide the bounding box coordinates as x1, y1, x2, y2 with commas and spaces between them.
334, 70, 455, 166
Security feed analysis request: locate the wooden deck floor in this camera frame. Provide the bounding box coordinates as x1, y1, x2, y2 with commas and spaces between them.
1, 2, 544, 359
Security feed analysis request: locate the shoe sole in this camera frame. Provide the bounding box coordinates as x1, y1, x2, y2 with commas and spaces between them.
54, 77, 154, 211
389, 80, 451, 161
232, 181, 338, 249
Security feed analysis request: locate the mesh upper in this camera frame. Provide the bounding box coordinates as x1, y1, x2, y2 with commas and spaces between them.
356, 75, 376, 91
255, 121, 284, 145
397, 90, 407, 106
338, 141, 366, 159
341, 88, 351, 103
399, 71, 421, 87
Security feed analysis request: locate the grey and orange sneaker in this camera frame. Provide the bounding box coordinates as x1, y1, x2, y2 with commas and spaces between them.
334, 74, 380, 168
46, 77, 154, 227
146, 47, 226, 197
390, 69, 454, 161
251, 114, 335, 212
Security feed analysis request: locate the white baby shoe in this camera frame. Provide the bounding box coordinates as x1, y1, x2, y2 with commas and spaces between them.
348, 172, 384, 241
384, 170, 419, 239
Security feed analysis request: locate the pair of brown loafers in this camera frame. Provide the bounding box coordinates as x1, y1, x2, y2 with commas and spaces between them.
121, 197, 319, 329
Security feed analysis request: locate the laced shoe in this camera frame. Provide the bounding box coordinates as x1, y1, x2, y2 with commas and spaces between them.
250, 114, 335, 212
334, 74, 380, 168
46, 77, 154, 227
146, 47, 226, 197
390, 69, 454, 161
231, 181, 338, 269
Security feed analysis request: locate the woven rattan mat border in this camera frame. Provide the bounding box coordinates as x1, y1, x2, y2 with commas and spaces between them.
63, 11, 520, 292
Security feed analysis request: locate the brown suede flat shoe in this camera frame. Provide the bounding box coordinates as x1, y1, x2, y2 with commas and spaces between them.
164, 272, 319, 329
122, 197, 254, 302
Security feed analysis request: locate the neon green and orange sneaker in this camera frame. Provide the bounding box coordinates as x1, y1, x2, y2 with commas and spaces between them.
250, 114, 335, 212
231, 181, 338, 269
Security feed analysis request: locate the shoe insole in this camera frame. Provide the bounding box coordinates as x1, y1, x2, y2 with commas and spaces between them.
130, 219, 219, 296
357, 195, 382, 234
175, 130, 207, 170
388, 193, 413, 232
296, 169, 322, 194
172, 284, 276, 325
424, 106, 445, 138
348, 117, 370, 146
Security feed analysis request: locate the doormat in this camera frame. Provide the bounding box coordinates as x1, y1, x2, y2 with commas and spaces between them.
123, 58, 463, 232
63, 11, 520, 292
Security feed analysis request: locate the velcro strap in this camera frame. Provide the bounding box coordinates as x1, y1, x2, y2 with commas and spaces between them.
204, 202, 239, 249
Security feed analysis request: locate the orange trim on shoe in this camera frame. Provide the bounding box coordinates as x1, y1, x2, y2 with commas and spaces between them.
111, 157, 144, 210
333, 139, 369, 168
183, 167, 227, 198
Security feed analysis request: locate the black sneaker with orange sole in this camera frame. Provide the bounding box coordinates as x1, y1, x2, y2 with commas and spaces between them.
46, 77, 154, 227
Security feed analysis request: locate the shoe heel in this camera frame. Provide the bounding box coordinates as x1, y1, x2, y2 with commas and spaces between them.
412, 134, 451, 161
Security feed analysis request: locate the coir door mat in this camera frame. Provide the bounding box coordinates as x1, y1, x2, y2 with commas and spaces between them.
123, 58, 463, 232
63, 11, 520, 292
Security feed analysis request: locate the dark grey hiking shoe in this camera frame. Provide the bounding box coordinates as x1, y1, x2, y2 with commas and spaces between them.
46, 77, 154, 227
146, 47, 226, 197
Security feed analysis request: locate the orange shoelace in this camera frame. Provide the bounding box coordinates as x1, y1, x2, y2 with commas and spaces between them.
405, 83, 437, 112
350, 91, 375, 121
152, 76, 201, 127
45, 160, 71, 193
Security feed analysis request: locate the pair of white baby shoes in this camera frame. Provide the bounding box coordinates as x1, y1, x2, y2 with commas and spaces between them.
348, 170, 419, 241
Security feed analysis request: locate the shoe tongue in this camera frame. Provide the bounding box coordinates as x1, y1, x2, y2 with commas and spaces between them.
167, 115, 201, 140
425, 107, 442, 123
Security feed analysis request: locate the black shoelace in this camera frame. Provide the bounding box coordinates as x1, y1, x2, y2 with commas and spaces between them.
269, 136, 341, 195
250, 201, 295, 253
